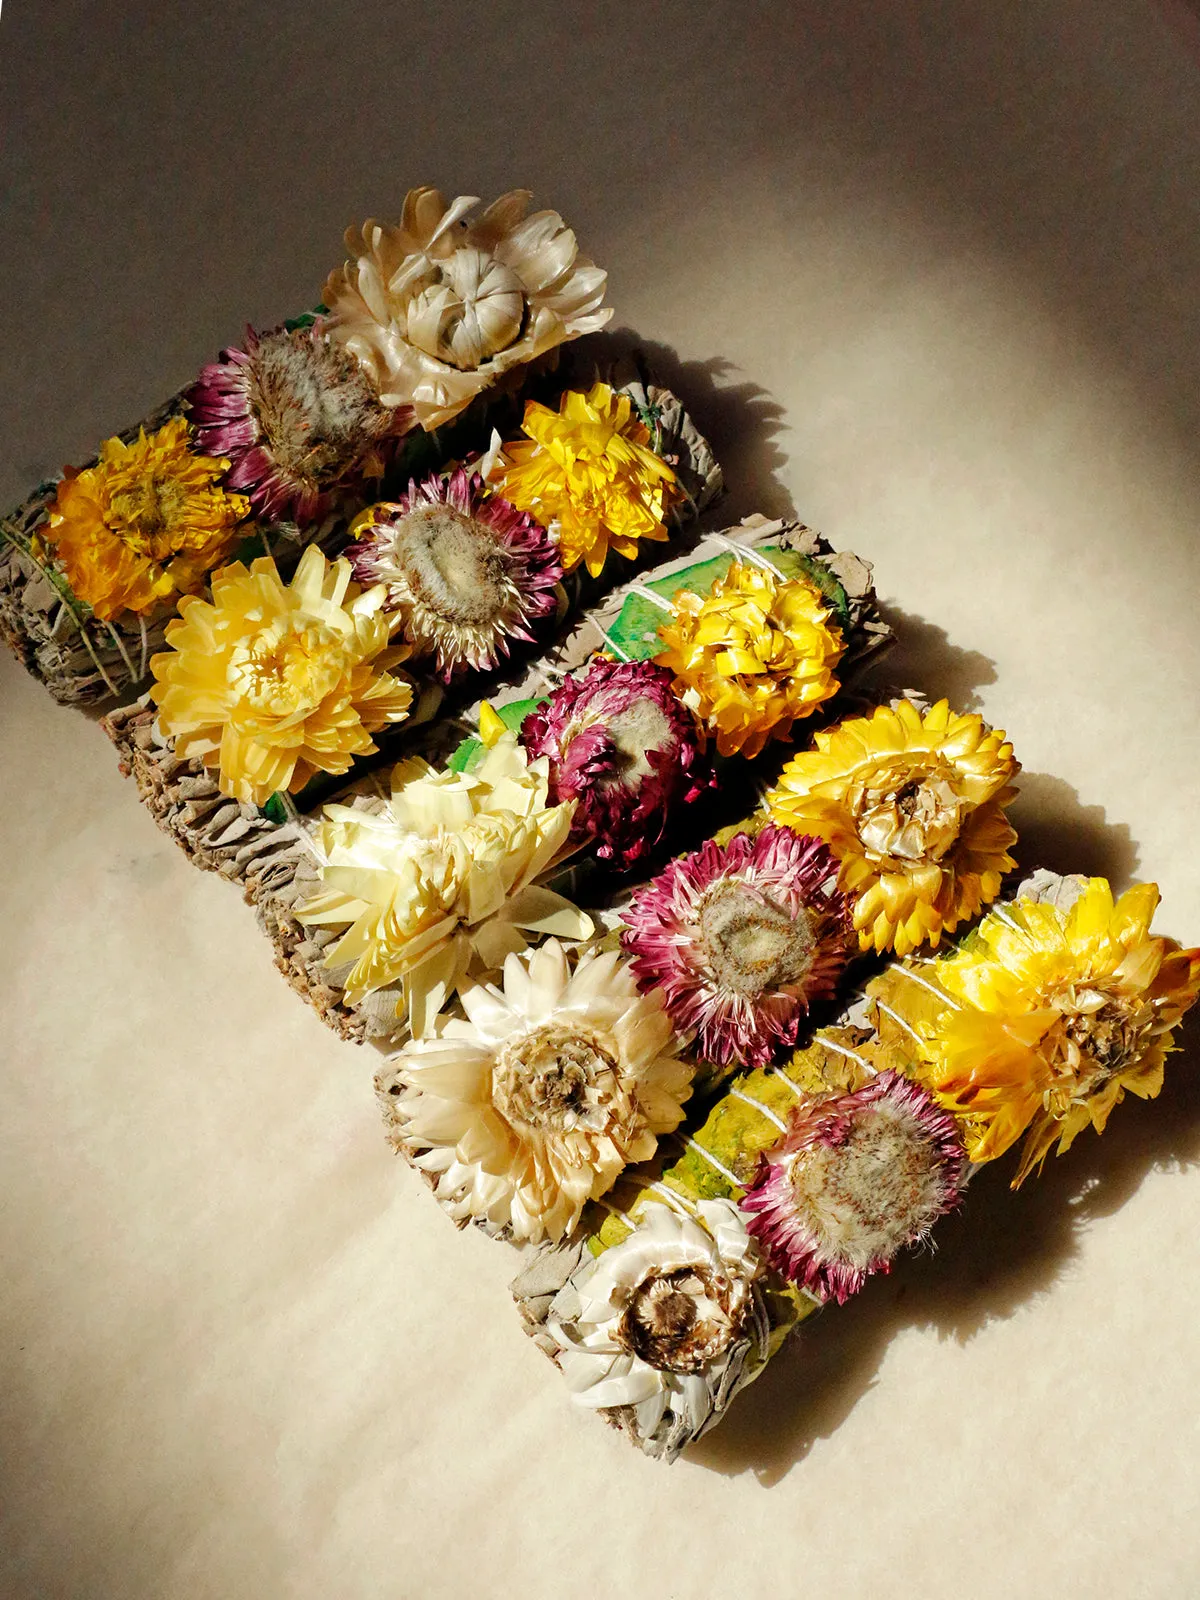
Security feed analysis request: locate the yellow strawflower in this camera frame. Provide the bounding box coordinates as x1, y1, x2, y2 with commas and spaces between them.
150, 545, 412, 806
768, 699, 1019, 956
654, 562, 844, 759
493, 383, 676, 577
44, 417, 249, 620
869, 879, 1200, 1184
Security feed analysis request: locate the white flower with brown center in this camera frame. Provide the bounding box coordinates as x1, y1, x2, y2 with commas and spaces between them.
548, 1199, 770, 1460
377, 941, 694, 1242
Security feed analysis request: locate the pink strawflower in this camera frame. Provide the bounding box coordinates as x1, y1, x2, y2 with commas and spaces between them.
620, 824, 852, 1068
740, 1069, 966, 1304
188, 322, 411, 524
520, 658, 711, 871
346, 470, 562, 682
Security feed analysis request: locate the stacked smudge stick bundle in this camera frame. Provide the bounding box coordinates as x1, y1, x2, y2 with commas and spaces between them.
7, 187, 1198, 1463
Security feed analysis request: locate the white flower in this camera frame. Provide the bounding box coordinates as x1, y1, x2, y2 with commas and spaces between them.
548, 1199, 770, 1460
379, 942, 694, 1242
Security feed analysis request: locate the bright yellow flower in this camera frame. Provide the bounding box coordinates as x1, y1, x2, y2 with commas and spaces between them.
768, 699, 1018, 956
869, 878, 1200, 1184
654, 562, 844, 759
297, 731, 592, 1036
44, 417, 249, 620
150, 545, 412, 806
492, 383, 676, 577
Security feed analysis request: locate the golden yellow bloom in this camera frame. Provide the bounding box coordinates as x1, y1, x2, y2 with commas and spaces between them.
869, 879, 1200, 1184
768, 699, 1018, 956
654, 562, 844, 759
492, 383, 676, 577
150, 545, 412, 806
44, 417, 249, 620
298, 731, 592, 1037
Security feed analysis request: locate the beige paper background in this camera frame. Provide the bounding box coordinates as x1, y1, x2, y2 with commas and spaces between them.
4, 1, 1200, 1594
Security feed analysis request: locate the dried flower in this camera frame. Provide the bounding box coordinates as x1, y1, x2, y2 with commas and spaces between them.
44, 417, 248, 620
150, 544, 411, 805
380, 941, 693, 1242
654, 562, 844, 759
188, 322, 410, 524
520, 657, 711, 871
492, 383, 676, 576
871, 878, 1200, 1184
547, 1199, 769, 1460
299, 730, 589, 1036
344, 469, 562, 682
768, 698, 1019, 956
323, 188, 611, 430
740, 1069, 966, 1303
620, 824, 853, 1069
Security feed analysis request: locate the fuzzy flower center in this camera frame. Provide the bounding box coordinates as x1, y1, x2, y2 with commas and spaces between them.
108, 473, 192, 560
1044, 983, 1156, 1104
566, 695, 675, 792
384, 505, 513, 626
226, 620, 346, 720
852, 763, 965, 865
248, 332, 384, 488
617, 1264, 750, 1373
492, 1023, 625, 1135
697, 878, 815, 997
407, 249, 526, 369
787, 1100, 951, 1267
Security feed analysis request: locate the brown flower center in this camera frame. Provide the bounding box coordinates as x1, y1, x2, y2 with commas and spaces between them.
1044, 984, 1155, 1104
617, 1264, 750, 1372
388, 505, 513, 626
226, 620, 345, 719
109, 472, 191, 561
249, 330, 389, 490
852, 763, 965, 865
492, 1022, 624, 1135
697, 878, 814, 997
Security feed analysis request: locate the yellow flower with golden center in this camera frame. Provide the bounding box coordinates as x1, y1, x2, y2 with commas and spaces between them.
492, 383, 676, 577
868, 879, 1200, 1184
43, 417, 249, 620
150, 545, 412, 806
768, 699, 1019, 956
654, 562, 844, 760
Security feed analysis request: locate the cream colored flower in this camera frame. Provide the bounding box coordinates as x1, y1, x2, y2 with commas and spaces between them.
379, 941, 694, 1242
548, 1198, 769, 1461
322, 189, 612, 430
298, 731, 590, 1036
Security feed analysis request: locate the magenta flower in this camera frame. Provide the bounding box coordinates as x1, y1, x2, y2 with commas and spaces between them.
520, 657, 711, 871
740, 1069, 966, 1304
345, 469, 562, 683
188, 322, 411, 524
620, 824, 853, 1068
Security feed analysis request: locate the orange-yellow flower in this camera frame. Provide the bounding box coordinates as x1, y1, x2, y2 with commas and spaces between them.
150, 545, 412, 805
492, 383, 676, 577
43, 417, 248, 620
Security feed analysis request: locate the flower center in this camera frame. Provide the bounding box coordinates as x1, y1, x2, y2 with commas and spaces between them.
249, 331, 386, 489
388, 505, 514, 627
569, 695, 675, 792
407, 248, 526, 369
697, 877, 815, 997
109, 472, 191, 562
1044, 984, 1155, 1103
492, 1022, 624, 1135
617, 1264, 750, 1372
788, 1101, 949, 1267
853, 765, 965, 864
226, 620, 345, 720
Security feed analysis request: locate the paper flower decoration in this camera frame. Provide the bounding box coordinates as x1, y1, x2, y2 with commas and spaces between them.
520, 657, 711, 871
322, 188, 612, 430
548, 1199, 769, 1459
150, 544, 411, 805
491, 383, 676, 577
298, 730, 589, 1037
768, 698, 1019, 957
739, 1069, 966, 1303
188, 322, 409, 524
620, 824, 853, 1070
381, 941, 694, 1242
654, 562, 845, 759
344, 469, 562, 681
43, 417, 248, 620
871, 879, 1200, 1185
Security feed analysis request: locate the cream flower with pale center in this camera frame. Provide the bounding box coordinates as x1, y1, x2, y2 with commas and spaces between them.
377, 941, 694, 1242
